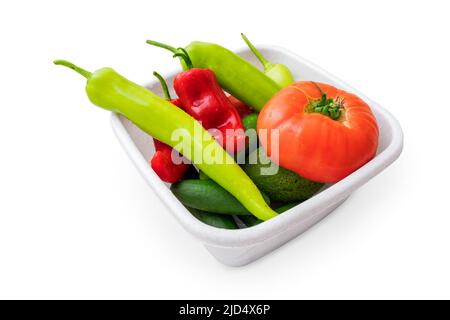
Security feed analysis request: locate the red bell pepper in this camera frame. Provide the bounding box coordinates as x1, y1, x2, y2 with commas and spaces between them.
150, 72, 189, 183
151, 139, 190, 183
173, 61, 246, 154
227, 95, 253, 118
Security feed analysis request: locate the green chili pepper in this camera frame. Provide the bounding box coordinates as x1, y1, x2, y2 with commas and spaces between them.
241, 33, 294, 88
54, 59, 278, 221
146, 40, 281, 111
240, 202, 300, 227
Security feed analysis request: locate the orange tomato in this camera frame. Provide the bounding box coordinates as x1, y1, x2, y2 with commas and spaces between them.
257, 81, 379, 183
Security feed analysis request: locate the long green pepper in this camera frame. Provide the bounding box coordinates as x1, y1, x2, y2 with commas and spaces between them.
54, 60, 277, 221
146, 40, 281, 111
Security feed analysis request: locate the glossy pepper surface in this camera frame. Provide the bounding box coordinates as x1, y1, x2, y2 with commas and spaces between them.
258, 81, 379, 183
146, 40, 281, 111
226, 95, 253, 118
150, 71, 189, 183
241, 33, 294, 88
173, 67, 246, 154
54, 60, 277, 221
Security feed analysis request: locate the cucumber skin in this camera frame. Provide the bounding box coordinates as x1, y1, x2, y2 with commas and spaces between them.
275, 202, 301, 214
243, 148, 324, 202
235, 113, 259, 162
242, 113, 258, 131
171, 179, 269, 215
187, 207, 238, 229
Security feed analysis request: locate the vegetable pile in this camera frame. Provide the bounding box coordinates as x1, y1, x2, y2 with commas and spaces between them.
54, 34, 379, 230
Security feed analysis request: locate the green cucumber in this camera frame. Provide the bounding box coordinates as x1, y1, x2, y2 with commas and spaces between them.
243, 148, 324, 202
242, 113, 258, 131
235, 113, 259, 163
187, 207, 237, 229
275, 202, 301, 214
171, 179, 270, 215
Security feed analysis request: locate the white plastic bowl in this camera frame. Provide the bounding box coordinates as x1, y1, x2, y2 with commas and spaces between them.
111, 45, 403, 267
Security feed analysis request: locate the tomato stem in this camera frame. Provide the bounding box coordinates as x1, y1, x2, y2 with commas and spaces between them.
309, 82, 342, 120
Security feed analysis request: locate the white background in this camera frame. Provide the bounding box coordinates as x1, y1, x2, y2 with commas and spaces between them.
0, 0, 449, 299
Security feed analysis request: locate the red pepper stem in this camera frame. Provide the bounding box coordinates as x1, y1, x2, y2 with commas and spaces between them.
310, 82, 342, 120
53, 60, 92, 79
153, 71, 171, 100
241, 33, 270, 69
